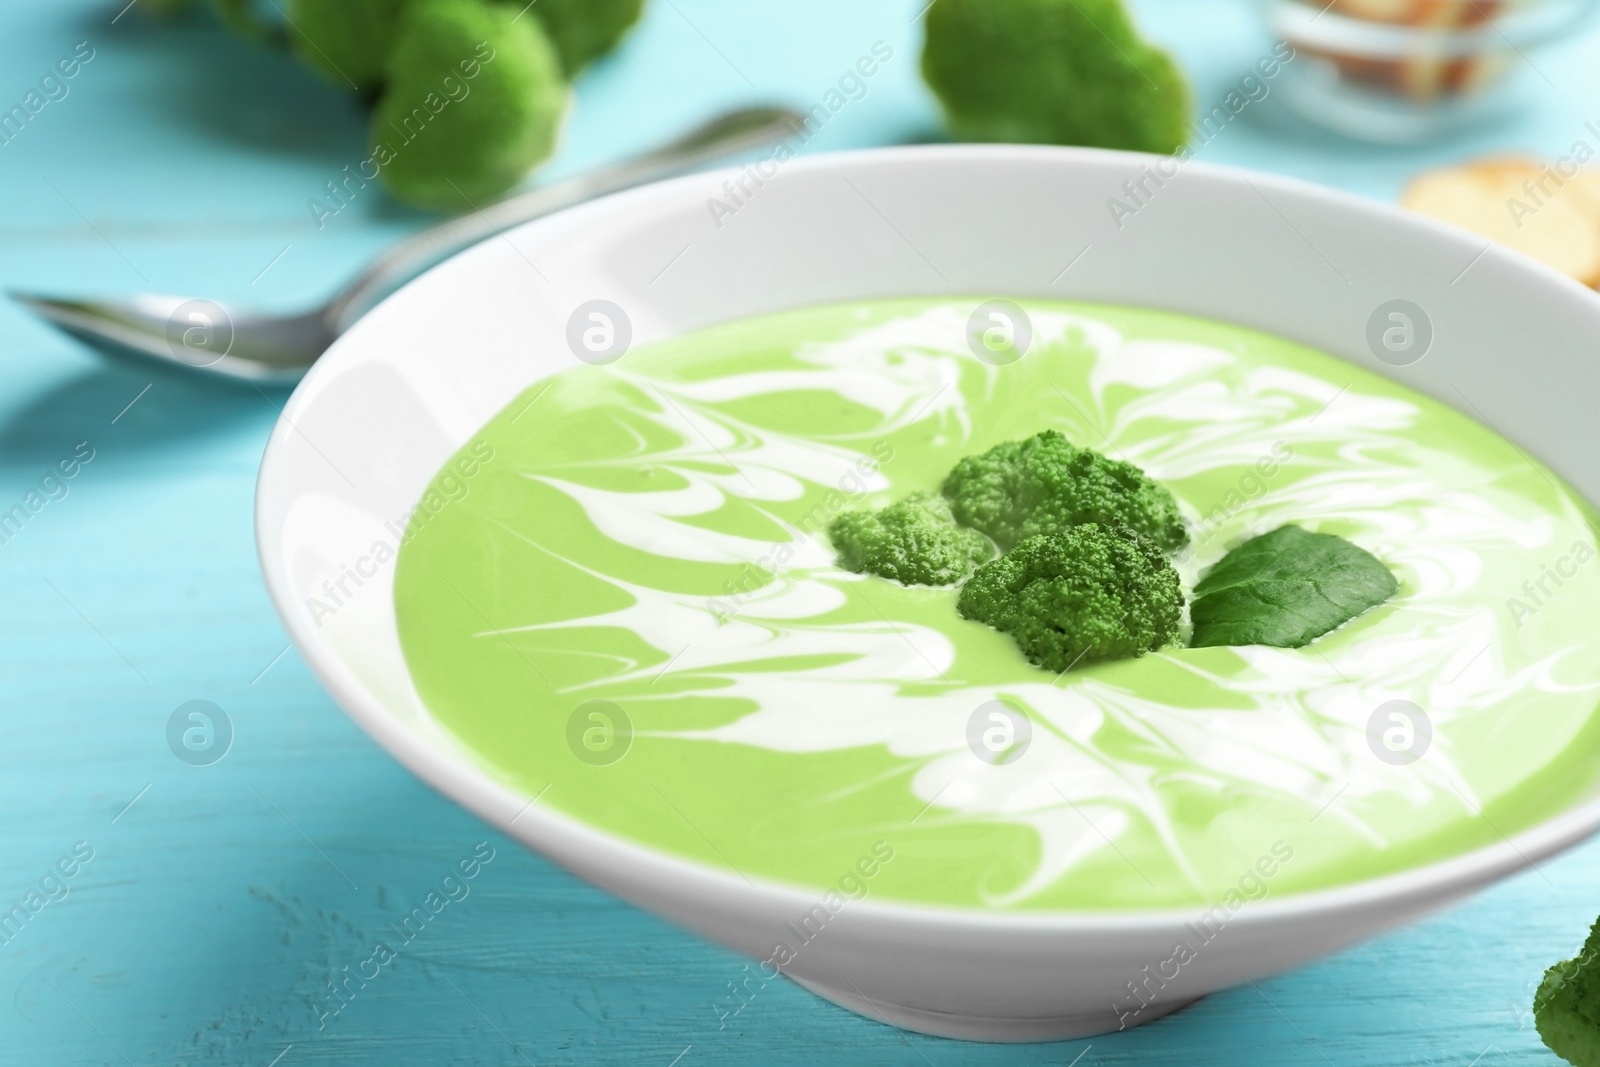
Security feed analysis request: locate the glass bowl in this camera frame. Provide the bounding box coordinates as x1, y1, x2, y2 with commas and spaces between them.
1258, 0, 1597, 140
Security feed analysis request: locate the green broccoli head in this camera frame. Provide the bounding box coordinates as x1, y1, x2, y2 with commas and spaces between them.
373, 0, 568, 209
921, 0, 1190, 154
942, 431, 1187, 554
958, 524, 1182, 669
286, 0, 641, 88
528, 0, 645, 76
1537, 918, 1600, 1066
829, 492, 993, 586
287, 0, 410, 90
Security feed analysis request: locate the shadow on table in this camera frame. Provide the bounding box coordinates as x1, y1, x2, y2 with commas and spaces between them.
0, 361, 275, 469
76, 3, 367, 164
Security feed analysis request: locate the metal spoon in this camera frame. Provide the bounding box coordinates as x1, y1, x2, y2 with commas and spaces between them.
11, 106, 801, 386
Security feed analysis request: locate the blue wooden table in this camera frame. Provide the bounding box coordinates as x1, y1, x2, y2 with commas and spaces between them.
3, 0, 1599, 1062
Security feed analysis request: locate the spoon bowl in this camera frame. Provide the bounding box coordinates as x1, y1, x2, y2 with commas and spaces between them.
11, 292, 332, 385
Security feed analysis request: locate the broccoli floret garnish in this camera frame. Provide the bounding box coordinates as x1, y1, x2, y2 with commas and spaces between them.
829, 492, 993, 586
921, 0, 1190, 155
958, 524, 1182, 669
373, 0, 568, 210
528, 0, 645, 76
1537, 917, 1600, 1066
942, 431, 1187, 554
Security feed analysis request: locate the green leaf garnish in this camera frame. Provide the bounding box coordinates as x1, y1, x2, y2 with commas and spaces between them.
1189, 525, 1398, 649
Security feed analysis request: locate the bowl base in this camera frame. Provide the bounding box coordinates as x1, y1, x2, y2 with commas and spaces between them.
789, 974, 1201, 1042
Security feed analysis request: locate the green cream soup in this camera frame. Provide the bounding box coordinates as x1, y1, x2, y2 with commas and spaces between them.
393, 299, 1600, 911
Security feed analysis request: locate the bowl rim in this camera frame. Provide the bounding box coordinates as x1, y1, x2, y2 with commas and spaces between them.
256, 141, 1600, 933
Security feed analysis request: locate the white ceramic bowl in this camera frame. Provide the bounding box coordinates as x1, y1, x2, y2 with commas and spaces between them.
256, 145, 1600, 1042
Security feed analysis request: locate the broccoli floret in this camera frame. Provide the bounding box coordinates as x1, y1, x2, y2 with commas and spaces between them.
286, 0, 640, 90
958, 524, 1182, 669
528, 0, 645, 76
373, 0, 568, 209
829, 492, 993, 586
288, 0, 410, 91
942, 431, 1187, 554
921, 0, 1190, 155
212, 0, 642, 211
1537, 917, 1600, 1066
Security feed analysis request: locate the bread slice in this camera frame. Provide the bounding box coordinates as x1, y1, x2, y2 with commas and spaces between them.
1401, 157, 1600, 287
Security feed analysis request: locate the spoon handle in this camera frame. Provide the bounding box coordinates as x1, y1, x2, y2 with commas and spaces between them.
324, 105, 802, 331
